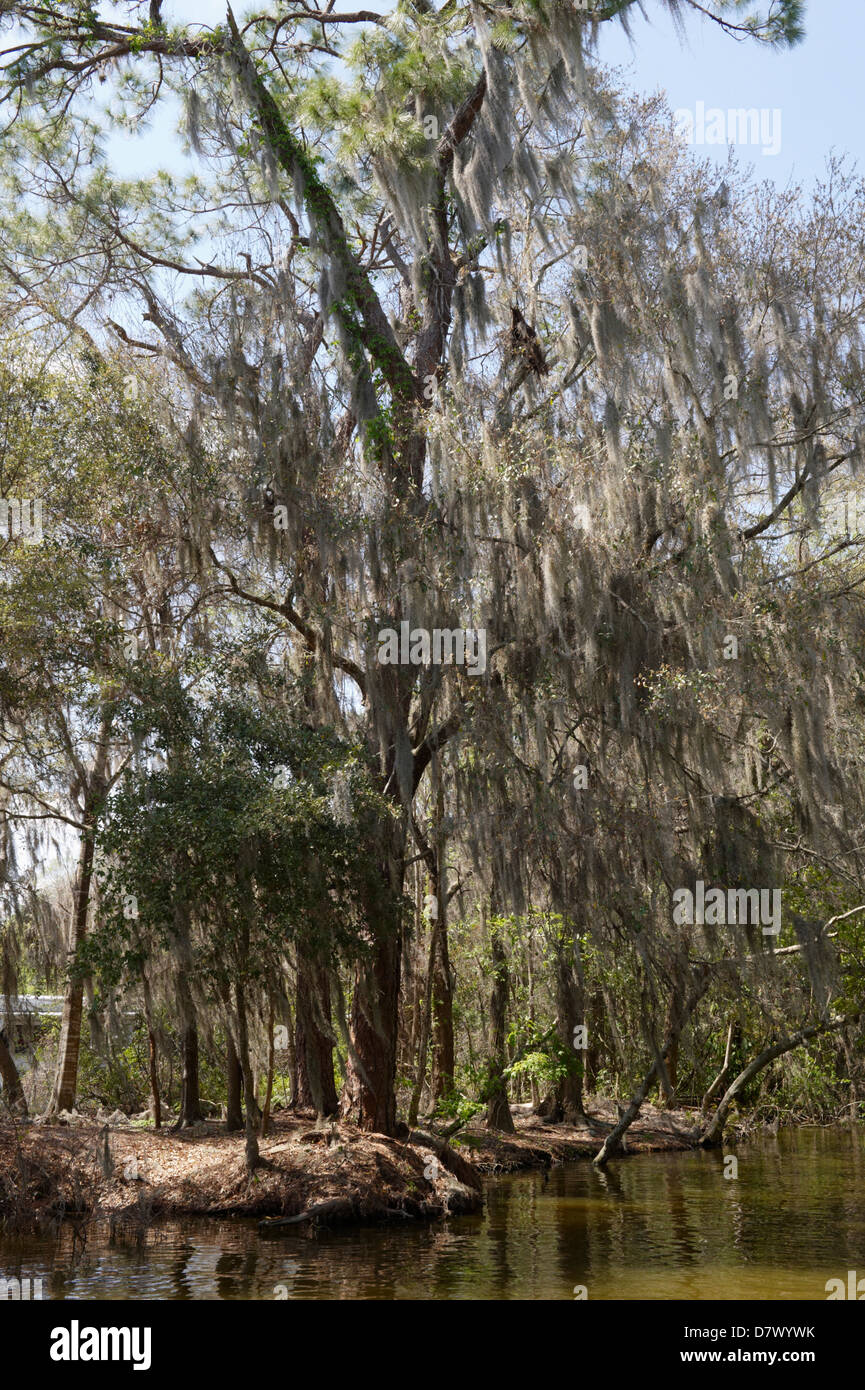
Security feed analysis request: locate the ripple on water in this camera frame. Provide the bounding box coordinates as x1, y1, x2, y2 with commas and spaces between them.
0, 1127, 862, 1300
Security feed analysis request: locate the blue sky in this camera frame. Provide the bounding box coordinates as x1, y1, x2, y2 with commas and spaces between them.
596, 0, 860, 188
113, 1, 855, 190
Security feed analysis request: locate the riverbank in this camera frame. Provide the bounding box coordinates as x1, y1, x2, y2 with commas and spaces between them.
0, 1097, 706, 1231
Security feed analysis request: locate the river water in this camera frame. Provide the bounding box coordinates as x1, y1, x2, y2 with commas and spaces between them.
1, 1127, 863, 1300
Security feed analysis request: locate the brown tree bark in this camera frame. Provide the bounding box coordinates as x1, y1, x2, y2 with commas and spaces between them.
226, 1031, 244, 1132
294, 957, 338, 1117
50, 807, 97, 1115
340, 926, 402, 1134
260, 998, 275, 1137
175, 969, 203, 1128
585, 989, 603, 1093
235, 978, 261, 1171
431, 924, 455, 1104
340, 827, 404, 1135
141, 970, 161, 1130
485, 918, 515, 1133
50, 713, 112, 1117
408, 896, 436, 1129
552, 933, 584, 1122
429, 759, 454, 1105
655, 997, 680, 1108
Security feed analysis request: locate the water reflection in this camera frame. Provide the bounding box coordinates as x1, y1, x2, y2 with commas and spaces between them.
1, 1127, 862, 1300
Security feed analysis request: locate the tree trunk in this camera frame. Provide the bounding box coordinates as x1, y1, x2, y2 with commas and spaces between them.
701, 1020, 737, 1112
431, 920, 455, 1104
340, 838, 404, 1136
0, 1027, 27, 1115
699, 1013, 859, 1148
260, 998, 275, 1137
408, 903, 436, 1129
341, 928, 401, 1134
585, 989, 603, 1093
485, 918, 515, 1133
294, 956, 338, 1117
141, 971, 161, 1130
593, 966, 711, 1167
552, 932, 584, 1122
179, 1023, 202, 1127
663, 1036, 679, 1106
226, 1031, 244, 1132
430, 760, 454, 1105
49, 811, 97, 1115
175, 969, 203, 1128
235, 979, 261, 1171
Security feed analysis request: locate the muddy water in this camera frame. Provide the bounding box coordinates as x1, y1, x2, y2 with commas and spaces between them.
1, 1127, 863, 1300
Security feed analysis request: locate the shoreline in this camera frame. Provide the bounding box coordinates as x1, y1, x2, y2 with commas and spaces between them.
0, 1097, 711, 1232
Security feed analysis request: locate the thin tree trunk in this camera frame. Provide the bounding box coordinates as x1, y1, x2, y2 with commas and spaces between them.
285, 1002, 298, 1109
431, 917, 455, 1104
659, 1012, 679, 1109
0, 1027, 27, 1115
701, 1020, 736, 1112
226, 1030, 244, 1132
141, 970, 161, 1130
585, 989, 603, 1093
552, 932, 584, 1122
408, 901, 436, 1129
699, 1013, 860, 1148
430, 757, 454, 1104
404, 863, 423, 1072
261, 999, 275, 1138
235, 978, 261, 1171
50, 808, 97, 1115
485, 916, 515, 1134
593, 966, 711, 1167
175, 969, 203, 1128
50, 712, 112, 1116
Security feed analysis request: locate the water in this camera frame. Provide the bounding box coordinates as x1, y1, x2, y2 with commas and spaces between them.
2, 1127, 863, 1300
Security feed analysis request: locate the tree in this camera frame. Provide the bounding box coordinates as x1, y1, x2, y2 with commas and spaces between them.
89, 684, 394, 1161
6, 0, 859, 1148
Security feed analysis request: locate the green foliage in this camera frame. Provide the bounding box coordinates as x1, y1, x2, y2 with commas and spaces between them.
85, 683, 402, 999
